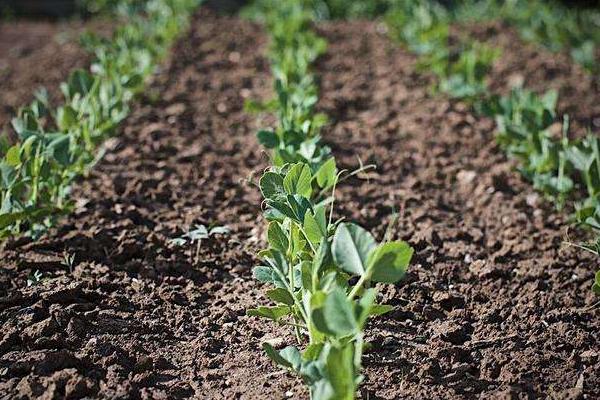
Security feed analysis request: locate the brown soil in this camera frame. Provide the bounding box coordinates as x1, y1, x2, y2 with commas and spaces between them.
0, 10, 598, 400
0, 19, 110, 132
318, 20, 599, 399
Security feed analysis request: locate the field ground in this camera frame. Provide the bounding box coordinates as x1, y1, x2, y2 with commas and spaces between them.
0, 7, 598, 399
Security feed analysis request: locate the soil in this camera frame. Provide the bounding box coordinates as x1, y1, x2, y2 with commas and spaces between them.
318, 20, 599, 399
0, 19, 111, 133
0, 8, 599, 400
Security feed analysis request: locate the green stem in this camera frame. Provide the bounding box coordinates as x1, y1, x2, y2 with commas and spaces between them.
348, 273, 369, 300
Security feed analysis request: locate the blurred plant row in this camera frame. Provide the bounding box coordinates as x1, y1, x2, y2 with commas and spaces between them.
293, 0, 600, 75
244, 1, 414, 398
0, 0, 200, 238
384, 0, 600, 294
450, 0, 600, 74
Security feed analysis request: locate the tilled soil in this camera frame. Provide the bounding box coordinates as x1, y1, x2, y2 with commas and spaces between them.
0, 9, 599, 400
0, 19, 110, 132
317, 21, 599, 399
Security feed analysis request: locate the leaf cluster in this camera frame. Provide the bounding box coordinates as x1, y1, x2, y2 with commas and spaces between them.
254, 161, 413, 399
503, 0, 600, 74
170, 224, 230, 247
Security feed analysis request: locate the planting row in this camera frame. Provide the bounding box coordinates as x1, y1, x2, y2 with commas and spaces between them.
449, 0, 600, 75
382, 0, 600, 294
0, 0, 199, 239
300, 0, 600, 75
244, 1, 413, 399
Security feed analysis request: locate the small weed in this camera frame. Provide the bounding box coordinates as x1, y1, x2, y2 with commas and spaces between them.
170, 224, 230, 264
26, 270, 43, 287
62, 251, 76, 273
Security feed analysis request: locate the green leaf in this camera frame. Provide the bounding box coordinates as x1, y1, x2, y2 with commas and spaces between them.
541, 89, 558, 111
209, 226, 230, 235
0, 162, 16, 188
0, 210, 27, 230
262, 344, 302, 371
263, 343, 291, 368
264, 249, 289, 275
287, 194, 312, 223
310, 290, 327, 310
300, 261, 312, 291
0, 206, 56, 230
253, 266, 274, 283
280, 346, 302, 371
303, 343, 324, 362
253, 266, 285, 288
370, 304, 394, 316
313, 204, 327, 230
290, 222, 308, 255
57, 106, 77, 131
247, 305, 290, 321
284, 163, 312, 198
312, 239, 330, 279
48, 135, 71, 166
257, 130, 279, 148
312, 307, 335, 336
315, 157, 337, 189
367, 241, 413, 283
321, 287, 357, 337
123, 73, 143, 89
304, 210, 325, 245
268, 221, 289, 253
311, 380, 335, 400
356, 288, 377, 326
332, 223, 376, 277
325, 344, 356, 400
67, 69, 94, 96
5, 145, 21, 167
593, 270, 600, 296
20, 135, 37, 157
266, 199, 297, 220
260, 172, 286, 200
267, 288, 295, 306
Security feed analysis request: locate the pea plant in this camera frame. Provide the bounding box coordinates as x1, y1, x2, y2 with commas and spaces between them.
386, 0, 498, 103
481, 88, 566, 201
438, 41, 498, 101
0, 0, 200, 239
253, 164, 412, 398
245, 1, 413, 398
482, 87, 600, 223
170, 224, 230, 264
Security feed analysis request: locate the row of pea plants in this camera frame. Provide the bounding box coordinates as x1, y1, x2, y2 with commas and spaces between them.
244, 1, 413, 398
386, 0, 600, 294
0, 0, 200, 239
311, 0, 600, 76
449, 0, 600, 75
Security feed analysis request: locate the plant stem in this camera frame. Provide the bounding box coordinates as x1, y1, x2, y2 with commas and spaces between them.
348, 274, 369, 300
